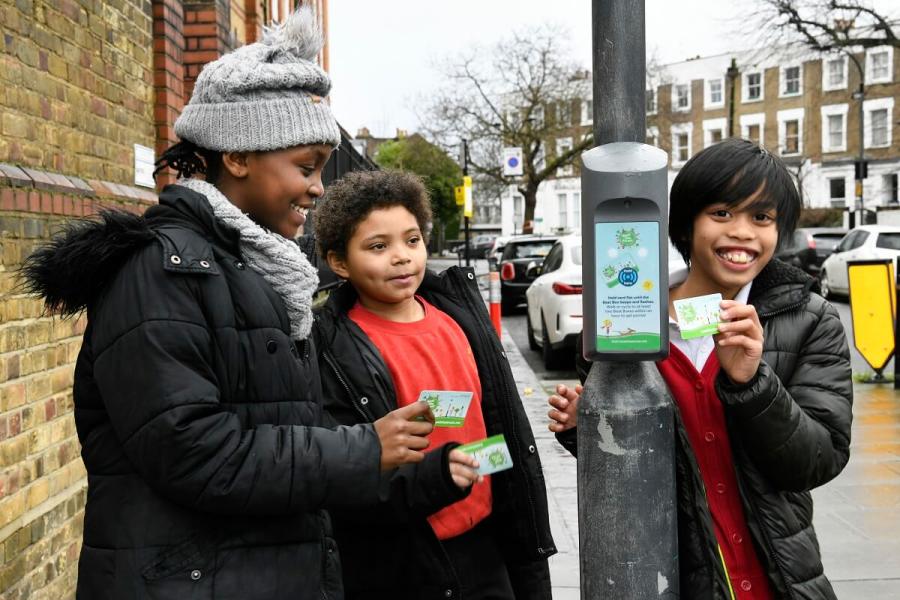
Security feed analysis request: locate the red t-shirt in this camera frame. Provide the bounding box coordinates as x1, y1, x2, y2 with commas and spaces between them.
349, 297, 492, 540
657, 345, 775, 599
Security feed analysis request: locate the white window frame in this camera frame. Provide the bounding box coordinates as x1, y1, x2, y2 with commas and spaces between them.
742, 71, 764, 103
646, 126, 659, 147
533, 105, 545, 128
555, 137, 574, 176
673, 83, 691, 112
573, 192, 581, 226
866, 46, 894, 85
739, 112, 765, 143
702, 117, 727, 148
581, 99, 593, 125
828, 176, 847, 206
777, 108, 805, 156
705, 78, 724, 108
671, 123, 693, 166
557, 193, 568, 229
646, 88, 657, 115
820, 104, 848, 153
864, 97, 894, 148
822, 55, 848, 91
780, 64, 803, 97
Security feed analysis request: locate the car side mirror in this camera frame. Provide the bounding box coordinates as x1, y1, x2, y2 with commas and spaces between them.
526, 261, 542, 278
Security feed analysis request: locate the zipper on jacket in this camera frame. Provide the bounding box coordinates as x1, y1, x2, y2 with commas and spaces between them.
449, 270, 546, 556
322, 350, 373, 423
733, 463, 796, 600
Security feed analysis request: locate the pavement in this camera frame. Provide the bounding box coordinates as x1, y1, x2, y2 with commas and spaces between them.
500, 316, 900, 600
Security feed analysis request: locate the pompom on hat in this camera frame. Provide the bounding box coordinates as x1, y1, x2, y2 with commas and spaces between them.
174, 6, 341, 152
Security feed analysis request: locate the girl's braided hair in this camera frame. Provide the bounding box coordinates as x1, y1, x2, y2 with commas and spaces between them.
154, 140, 224, 182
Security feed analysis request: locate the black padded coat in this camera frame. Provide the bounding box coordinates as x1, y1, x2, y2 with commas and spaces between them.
560, 259, 853, 599
24, 185, 384, 600
313, 269, 556, 600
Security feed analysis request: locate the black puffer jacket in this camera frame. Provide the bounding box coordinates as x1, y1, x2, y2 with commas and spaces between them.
561, 259, 853, 599
23, 185, 384, 600
313, 268, 556, 600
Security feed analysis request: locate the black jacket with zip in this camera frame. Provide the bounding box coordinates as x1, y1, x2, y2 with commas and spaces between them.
313, 267, 556, 600
560, 259, 853, 599
22, 186, 385, 599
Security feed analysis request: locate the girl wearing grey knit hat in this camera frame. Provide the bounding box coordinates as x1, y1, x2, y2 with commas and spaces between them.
24, 7, 443, 599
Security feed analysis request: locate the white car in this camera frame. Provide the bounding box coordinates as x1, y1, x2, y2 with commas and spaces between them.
525, 235, 582, 369
819, 225, 900, 298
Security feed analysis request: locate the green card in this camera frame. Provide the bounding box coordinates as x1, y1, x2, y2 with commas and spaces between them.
417, 390, 473, 427
674, 293, 723, 340
457, 434, 513, 475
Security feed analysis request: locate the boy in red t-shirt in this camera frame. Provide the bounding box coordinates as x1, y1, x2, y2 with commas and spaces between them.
313, 170, 555, 600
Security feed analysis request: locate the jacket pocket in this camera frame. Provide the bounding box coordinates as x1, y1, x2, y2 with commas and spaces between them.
140, 535, 215, 600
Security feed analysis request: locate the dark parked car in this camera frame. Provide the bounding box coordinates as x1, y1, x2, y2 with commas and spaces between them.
471, 234, 498, 258
499, 235, 559, 312
775, 227, 847, 275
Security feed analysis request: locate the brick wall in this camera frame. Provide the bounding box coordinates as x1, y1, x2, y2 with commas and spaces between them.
0, 1, 158, 598
0, 0, 156, 182
0, 2, 324, 595
0, 163, 155, 600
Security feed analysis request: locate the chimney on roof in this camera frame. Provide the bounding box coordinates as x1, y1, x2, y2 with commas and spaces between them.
356, 126, 371, 139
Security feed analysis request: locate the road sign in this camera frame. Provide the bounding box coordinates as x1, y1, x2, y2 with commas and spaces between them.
848, 259, 896, 374
463, 176, 473, 218
502, 147, 523, 176
454, 185, 465, 206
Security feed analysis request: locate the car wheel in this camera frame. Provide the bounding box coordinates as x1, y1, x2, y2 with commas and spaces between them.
526, 309, 539, 351
820, 270, 832, 299
542, 316, 567, 370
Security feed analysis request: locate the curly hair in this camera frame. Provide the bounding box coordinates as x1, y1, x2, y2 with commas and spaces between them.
315, 170, 432, 259
153, 140, 224, 182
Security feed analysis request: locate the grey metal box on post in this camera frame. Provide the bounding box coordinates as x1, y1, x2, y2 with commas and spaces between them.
581, 141, 670, 362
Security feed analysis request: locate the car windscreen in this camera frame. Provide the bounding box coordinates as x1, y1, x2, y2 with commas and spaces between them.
572, 246, 582, 265
876, 233, 900, 250
812, 233, 844, 250
507, 241, 554, 259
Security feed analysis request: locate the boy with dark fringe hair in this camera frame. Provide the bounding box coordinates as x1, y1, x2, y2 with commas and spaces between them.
549, 138, 853, 599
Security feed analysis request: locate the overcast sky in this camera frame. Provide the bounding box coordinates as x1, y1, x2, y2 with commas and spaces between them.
328, 0, 752, 138
328, 1, 898, 139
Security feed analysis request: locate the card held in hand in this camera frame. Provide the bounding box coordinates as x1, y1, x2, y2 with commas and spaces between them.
674, 293, 723, 340
457, 434, 513, 475
417, 390, 473, 427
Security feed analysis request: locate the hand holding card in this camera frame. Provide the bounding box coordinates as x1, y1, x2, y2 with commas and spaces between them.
457, 434, 513, 476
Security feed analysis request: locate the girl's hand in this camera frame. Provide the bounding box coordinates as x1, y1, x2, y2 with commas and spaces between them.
715, 300, 764, 385
448, 449, 482, 490
548, 383, 582, 433
374, 402, 434, 471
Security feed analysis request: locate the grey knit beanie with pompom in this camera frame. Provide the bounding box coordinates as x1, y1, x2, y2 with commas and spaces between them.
174, 6, 340, 152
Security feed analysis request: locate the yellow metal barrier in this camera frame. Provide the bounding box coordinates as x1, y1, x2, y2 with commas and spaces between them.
848, 260, 896, 376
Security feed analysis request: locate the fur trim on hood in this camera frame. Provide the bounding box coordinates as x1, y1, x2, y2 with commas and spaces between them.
20, 211, 156, 317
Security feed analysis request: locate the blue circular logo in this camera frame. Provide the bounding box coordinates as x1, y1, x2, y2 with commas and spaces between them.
507, 157, 519, 167
618, 268, 638, 286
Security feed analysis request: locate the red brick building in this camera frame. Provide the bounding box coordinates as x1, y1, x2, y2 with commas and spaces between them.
0, 2, 353, 598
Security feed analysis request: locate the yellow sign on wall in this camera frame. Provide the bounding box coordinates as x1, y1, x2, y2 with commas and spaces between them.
848, 259, 896, 372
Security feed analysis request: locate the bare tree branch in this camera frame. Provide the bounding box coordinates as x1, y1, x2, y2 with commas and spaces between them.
419, 24, 590, 232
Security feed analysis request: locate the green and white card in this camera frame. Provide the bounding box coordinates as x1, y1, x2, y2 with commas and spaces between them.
457, 434, 513, 475
674, 293, 723, 340
418, 390, 473, 427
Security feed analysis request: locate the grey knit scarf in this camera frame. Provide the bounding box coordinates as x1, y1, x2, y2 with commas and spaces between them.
178, 178, 319, 340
